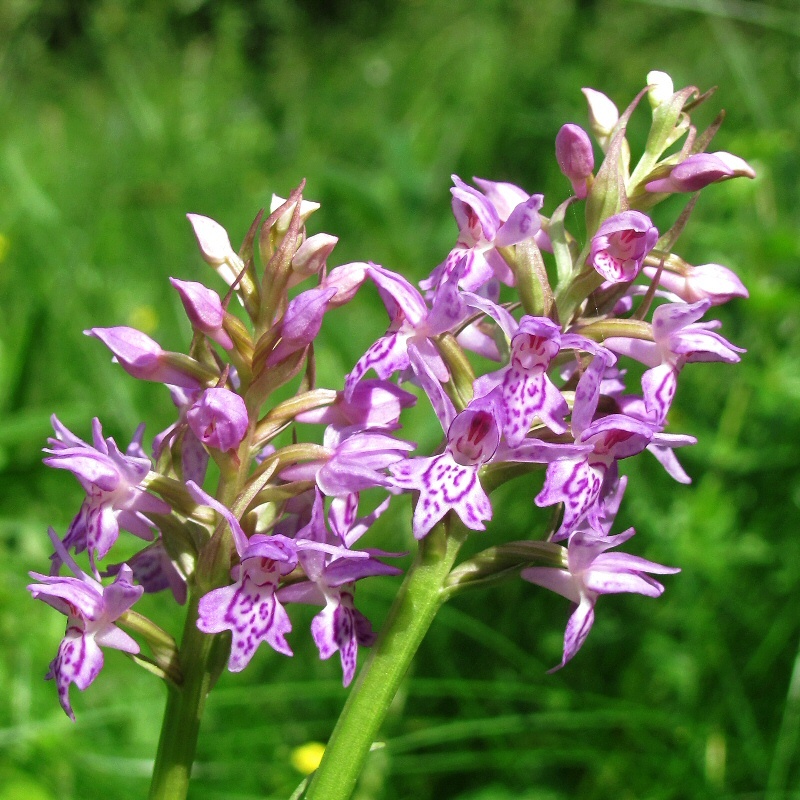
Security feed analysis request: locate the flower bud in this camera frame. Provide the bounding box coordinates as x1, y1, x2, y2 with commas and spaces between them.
646, 70, 674, 109
588, 211, 658, 283
266, 286, 338, 366
186, 214, 246, 287
186, 387, 248, 452
170, 278, 234, 350
644, 262, 748, 305
322, 262, 369, 308
270, 194, 321, 234
646, 151, 756, 194
289, 233, 338, 286
581, 88, 619, 150
85, 326, 209, 388
555, 124, 594, 199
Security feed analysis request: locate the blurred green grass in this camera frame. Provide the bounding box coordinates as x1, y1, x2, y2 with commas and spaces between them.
1, 1, 799, 798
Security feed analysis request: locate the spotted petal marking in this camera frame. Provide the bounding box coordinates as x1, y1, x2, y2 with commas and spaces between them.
344, 332, 409, 400
536, 457, 604, 540
501, 366, 568, 445
198, 571, 293, 671
390, 453, 492, 539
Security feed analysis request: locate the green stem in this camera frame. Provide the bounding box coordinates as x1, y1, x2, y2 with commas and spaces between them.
147, 594, 226, 800
148, 442, 252, 799
304, 518, 468, 800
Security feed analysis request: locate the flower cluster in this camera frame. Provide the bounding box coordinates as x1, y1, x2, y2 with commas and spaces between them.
30, 71, 751, 716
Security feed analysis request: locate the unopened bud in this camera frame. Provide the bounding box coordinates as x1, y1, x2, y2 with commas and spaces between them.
581, 88, 619, 150
267, 286, 338, 366
85, 326, 212, 388
644, 262, 748, 305
270, 194, 321, 234
290, 233, 338, 286
555, 124, 595, 199
646, 70, 674, 109
646, 151, 756, 194
186, 214, 246, 287
170, 278, 234, 350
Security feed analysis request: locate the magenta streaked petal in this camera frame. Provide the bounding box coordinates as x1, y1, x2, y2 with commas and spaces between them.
197, 577, 293, 671
556, 597, 595, 669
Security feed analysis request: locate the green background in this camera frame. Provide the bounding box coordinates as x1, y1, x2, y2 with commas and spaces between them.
1, 1, 799, 798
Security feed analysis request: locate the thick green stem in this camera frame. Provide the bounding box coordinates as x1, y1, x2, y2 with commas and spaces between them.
147, 594, 225, 800
148, 437, 253, 799
304, 518, 468, 800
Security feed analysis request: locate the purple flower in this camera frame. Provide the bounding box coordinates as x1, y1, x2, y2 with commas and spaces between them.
198, 533, 298, 669
604, 300, 744, 423
646, 151, 756, 194
189, 483, 298, 670
104, 539, 187, 605
535, 414, 655, 540
294, 379, 417, 432
390, 346, 589, 539
186, 387, 249, 452
279, 425, 415, 497
170, 278, 233, 350
422, 177, 546, 296
522, 527, 679, 669
556, 124, 594, 199
473, 314, 616, 447
44, 417, 170, 567
344, 262, 466, 398
28, 529, 143, 719
588, 211, 659, 283
278, 490, 400, 685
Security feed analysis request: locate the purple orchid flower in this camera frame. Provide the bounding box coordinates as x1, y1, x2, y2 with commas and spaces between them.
421, 176, 547, 296
603, 299, 744, 424
343, 261, 467, 399
44, 417, 170, 569
278, 490, 401, 685
190, 483, 378, 674
535, 414, 655, 540
186, 387, 249, 453
103, 539, 187, 605
28, 529, 143, 719
522, 526, 679, 669
279, 424, 415, 497
470, 306, 617, 447
295, 379, 417, 432
189, 483, 298, 669
389, 345, 590, 539
588, 211, 659, 283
